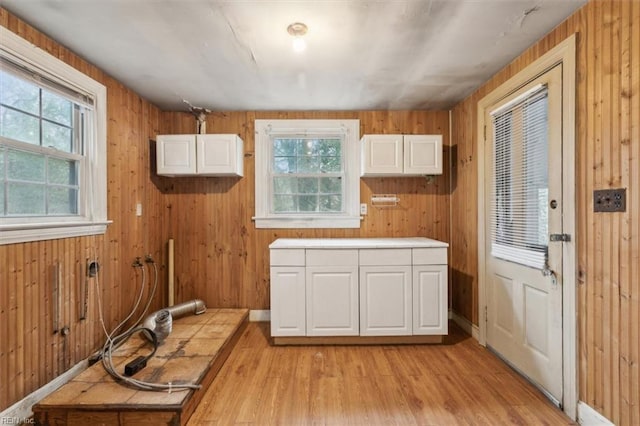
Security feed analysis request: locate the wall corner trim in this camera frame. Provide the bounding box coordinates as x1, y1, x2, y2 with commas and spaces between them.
577, 401, 614, 425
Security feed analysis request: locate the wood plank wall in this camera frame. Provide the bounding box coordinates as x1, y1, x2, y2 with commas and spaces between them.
450, 1, 640, 424
6, 1, 637, 423
0, 10, 451, 409
0, 10, 167, 411
159, 111, 450, 310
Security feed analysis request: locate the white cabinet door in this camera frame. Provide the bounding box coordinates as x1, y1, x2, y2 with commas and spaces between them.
197, 134, 243, 176
360, 266, 412, 336
361, 134, 403, 176
306, 266, 359, 336
403, 135, 443, 175
413, 265, 448, 335
270, 266, 305, 336
156, 134, 196, 175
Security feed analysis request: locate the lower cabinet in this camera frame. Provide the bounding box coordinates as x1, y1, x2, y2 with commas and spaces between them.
413, 265, 448, 335
269, 244, 448, 338
270, 266, 305, 336
305, 249, 359, 336
306, 266, 359, 336
360, 266, 412, 336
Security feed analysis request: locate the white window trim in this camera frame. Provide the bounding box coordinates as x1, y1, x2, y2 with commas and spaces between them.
0, 26, 109, 245
253, 119, 361, 229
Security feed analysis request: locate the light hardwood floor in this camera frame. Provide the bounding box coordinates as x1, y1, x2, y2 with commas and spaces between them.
188, 322, 575, 425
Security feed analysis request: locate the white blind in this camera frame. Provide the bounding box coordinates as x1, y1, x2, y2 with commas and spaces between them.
0, 55, 95, 109
490, 84, 549, 269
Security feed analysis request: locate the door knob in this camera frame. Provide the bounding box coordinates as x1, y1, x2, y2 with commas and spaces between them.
542, 265, 558, 286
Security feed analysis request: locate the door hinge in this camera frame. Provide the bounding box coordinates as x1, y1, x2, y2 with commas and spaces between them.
484, 305, 488, 323
549, 233, 571, 242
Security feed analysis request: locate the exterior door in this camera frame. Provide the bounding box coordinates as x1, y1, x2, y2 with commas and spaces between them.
484, 65, 563, 403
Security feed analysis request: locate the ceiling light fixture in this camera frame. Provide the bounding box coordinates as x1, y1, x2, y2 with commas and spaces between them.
287, 22, 308, 53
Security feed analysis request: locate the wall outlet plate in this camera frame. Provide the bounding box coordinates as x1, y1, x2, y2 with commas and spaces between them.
593, 188, 626, 212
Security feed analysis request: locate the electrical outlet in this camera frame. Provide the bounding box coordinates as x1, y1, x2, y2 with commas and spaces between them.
360, 203, 368, 215
594, 188, 626, 212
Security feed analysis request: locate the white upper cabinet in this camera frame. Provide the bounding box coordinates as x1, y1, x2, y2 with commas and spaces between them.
361, 134, 443, 176
403, 135, 443, 175
361, 134, 404, 175
156, 134, 243, 177
156, 134, 197, 176
197, 134, 243, 176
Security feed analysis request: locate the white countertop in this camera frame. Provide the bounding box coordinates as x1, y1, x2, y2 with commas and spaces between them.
269, 237, 448, 249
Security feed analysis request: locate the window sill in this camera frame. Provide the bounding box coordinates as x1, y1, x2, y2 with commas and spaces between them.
253, 216, 362, 229
0, 220, 112, 245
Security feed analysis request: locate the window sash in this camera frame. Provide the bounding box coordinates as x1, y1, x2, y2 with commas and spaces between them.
490, 85, 549, 269
268, 135, 346, 215
1, 144, 81, 216
0, 60, 89, 219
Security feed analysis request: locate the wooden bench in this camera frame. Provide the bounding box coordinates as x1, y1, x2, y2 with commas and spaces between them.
33, 308, 249, 425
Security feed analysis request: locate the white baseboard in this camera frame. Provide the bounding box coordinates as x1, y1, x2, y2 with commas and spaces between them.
577, 401, 614, 425
449, 310, 480, 341
250, 309, 270, 322
0, 359, 87, 422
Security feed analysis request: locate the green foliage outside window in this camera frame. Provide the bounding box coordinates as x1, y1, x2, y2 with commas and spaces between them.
272, 138, 344, 213
0, 69, 79, 217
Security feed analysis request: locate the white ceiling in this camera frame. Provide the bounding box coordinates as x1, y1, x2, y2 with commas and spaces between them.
2, 0, 586, 111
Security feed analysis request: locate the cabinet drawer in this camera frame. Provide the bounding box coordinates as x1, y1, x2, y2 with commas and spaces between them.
270, 249, 305, 266
412, 248, 447, 265
359, 249, 411, 266
306, 249, 358, 266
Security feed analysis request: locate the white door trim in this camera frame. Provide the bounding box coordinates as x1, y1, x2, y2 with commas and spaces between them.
476, 34, 577, 419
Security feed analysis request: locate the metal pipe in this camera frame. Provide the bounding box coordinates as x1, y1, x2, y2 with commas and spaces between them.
52, 262, 61, 333
141, 299, 206, 342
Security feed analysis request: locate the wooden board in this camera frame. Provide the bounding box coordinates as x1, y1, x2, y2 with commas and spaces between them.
32, 309, 248, 426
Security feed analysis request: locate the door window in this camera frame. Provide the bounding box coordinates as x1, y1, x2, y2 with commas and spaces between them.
490, 84, 549, 269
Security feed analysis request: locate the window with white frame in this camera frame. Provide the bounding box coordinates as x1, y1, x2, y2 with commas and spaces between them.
254, 119, 360, 228
490, 84, 549, 269
0, 27, 108, 244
